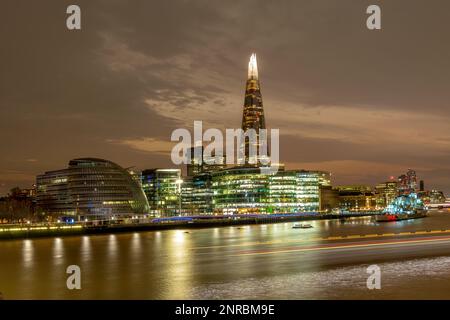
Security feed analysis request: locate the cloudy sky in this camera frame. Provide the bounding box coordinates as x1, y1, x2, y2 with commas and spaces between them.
1, 0, 450, 195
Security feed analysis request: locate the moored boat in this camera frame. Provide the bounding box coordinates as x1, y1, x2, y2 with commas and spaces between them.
375, 193, 427, 222
293, 223, 313, 229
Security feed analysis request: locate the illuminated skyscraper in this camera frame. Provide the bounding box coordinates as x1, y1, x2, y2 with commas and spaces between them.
241, 53, 267, 165
398, 169, 417, 195
178, 54, 323, 215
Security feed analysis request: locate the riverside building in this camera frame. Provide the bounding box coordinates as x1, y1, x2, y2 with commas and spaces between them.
141, 168, 182, 217
375, 181, 398, 208
211, 167, 320, 215
36, 158, 149, 221
335, 185, 376, 210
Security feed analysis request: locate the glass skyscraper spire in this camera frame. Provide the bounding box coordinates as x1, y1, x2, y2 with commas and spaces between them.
242, 53, 267, 165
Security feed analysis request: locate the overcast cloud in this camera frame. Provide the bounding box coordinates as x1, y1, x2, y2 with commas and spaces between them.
1, 0, 449, 195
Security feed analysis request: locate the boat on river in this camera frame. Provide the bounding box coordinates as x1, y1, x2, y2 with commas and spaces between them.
292, 223, 313, 229
375, 193, 427, 222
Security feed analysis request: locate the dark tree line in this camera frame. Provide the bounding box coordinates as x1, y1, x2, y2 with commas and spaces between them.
0, 187, 36, 223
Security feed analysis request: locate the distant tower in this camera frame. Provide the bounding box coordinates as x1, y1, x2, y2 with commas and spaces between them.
241, 54, 267, 165
398, 174, 407, 195
407, 169, 417, 192
419, 180, 425, 192
398, 169, 418, 195
186, 146, 203, 177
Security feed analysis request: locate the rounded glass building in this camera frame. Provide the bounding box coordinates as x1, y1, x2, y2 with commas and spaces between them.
36, 158, 150, 220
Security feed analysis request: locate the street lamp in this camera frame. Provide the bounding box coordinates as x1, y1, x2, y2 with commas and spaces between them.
175, 179, 183, 216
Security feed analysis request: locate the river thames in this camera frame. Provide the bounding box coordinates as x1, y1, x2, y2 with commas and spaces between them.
2, 211, 450, 299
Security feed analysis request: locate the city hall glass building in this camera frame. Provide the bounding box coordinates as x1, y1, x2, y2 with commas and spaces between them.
36, 158, 149, 220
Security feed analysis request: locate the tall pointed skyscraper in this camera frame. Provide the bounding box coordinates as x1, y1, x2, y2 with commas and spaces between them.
242, 53, 267, 165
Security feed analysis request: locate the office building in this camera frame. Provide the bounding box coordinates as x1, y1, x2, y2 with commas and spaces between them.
319, 186, 339, 212
375, 181, 398, 208
335, 185, 376, 210
398, 169, 418, 195
186, 146, 226, 177
211, 167, 320, 214
141, 168, 181, 217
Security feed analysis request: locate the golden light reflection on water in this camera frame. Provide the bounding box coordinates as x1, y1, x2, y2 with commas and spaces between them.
164, 230, 193, 299
52, 237, 64, 265
108, 234, 118, 259
106, 234, 119, 276
4, 214, 449, 299
80, 236, 91, 263
173, 230, 186, 245
154, 231, 162, 245
22, 239, 34, 269
130, 233, 142, 260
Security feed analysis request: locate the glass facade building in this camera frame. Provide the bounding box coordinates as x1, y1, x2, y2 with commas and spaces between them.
375, 181, 398, 208
267, 171, 299, 213
312, 171, 332, 187
182, 173, 214, 215
212, 167, 268, 214
211, 167, 320, 215
242, 54, 267, 165
296, 171, 321, 211
36, 158, 149, 220
398, 169, 418, 195
35, 170, 71, 217
141, 168, 181, 217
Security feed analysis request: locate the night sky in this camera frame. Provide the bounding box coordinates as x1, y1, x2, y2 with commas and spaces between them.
1, 0, 450, 195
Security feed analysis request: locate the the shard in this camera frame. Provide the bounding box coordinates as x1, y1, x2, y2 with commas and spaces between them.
241, 53, 267, 165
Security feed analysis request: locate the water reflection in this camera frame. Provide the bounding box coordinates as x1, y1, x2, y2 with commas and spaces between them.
107, 234, 118, 260
52, 238, 64, 265
80, 236, 92, 263
22, 239, 34, 269
3, 214, 450, 299
164, 230, 193, 298
173, 230, 185, 245
154, 231, 162, 245
189, 255, 450, 299
130, 233, 142, 260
